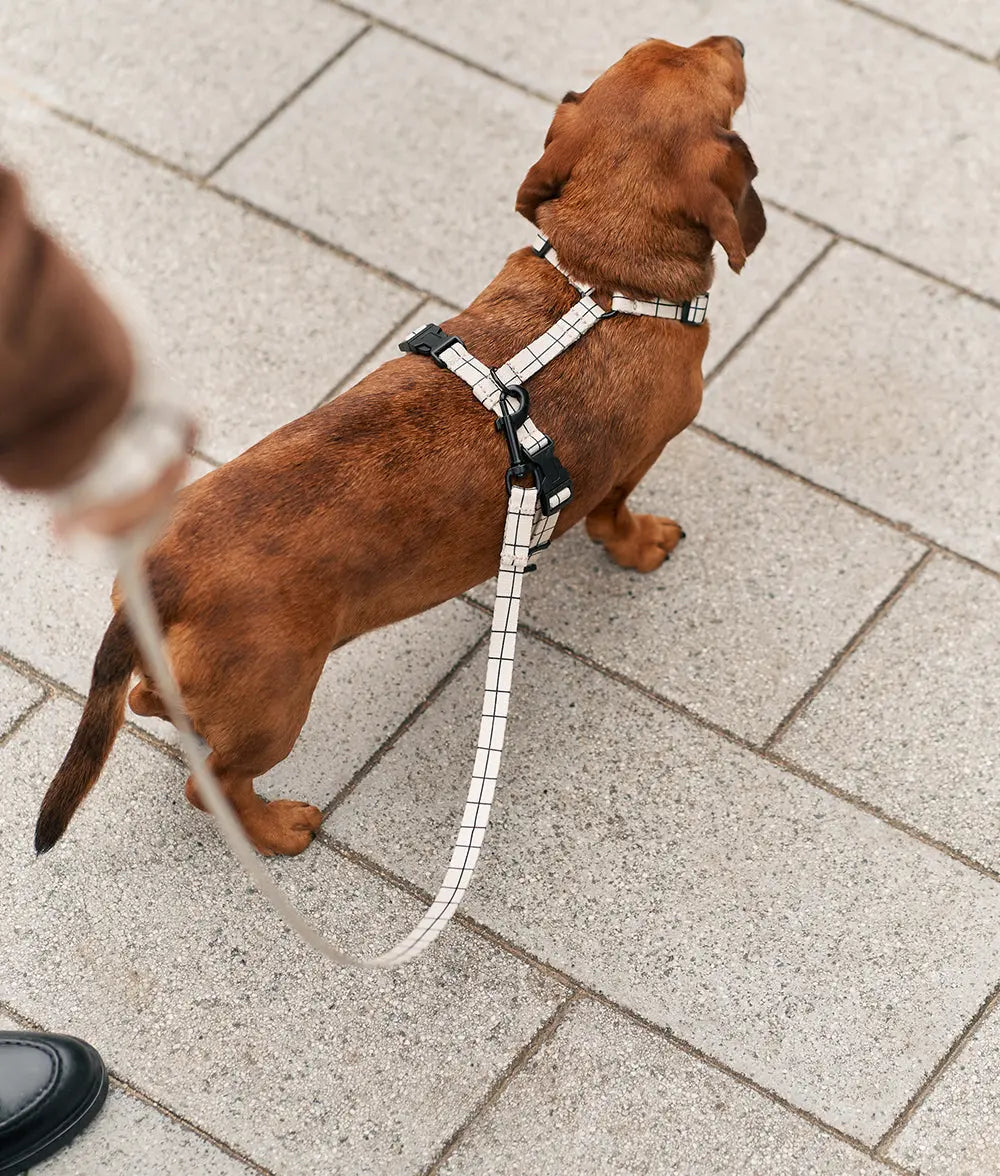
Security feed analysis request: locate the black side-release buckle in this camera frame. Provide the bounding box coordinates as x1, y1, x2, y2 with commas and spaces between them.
399, 323, 462, 368
529, 441, 573, 515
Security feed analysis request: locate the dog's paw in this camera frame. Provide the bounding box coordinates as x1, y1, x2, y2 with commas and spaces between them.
604, 514, 685, 573
245, 799, 324, 857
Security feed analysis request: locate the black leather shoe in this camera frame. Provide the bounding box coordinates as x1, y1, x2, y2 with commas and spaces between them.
0, 1031, 108, 1175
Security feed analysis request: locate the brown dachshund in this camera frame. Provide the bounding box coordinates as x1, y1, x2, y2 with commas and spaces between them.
35, 35, 765, 857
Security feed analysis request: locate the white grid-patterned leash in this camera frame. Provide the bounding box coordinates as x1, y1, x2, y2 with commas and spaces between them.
104, 237, 709, 971
114, 481, 539, 971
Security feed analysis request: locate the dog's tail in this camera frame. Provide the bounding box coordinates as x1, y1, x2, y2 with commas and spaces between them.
35, 611, 137, 853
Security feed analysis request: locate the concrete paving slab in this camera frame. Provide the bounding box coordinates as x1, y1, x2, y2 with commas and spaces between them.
35, 1096, 251, 1176
703, 210, 831, 376
216, 28, 552, 306
355, 0, 1000, 301
0, 698, 566, 1176
848, 0, 1000, 58
471, 429, 922, 743
441, 1000, 890, 1176
889, 1004, 1000, 1176
776, 556, 1000, 873
325, 299, 458, 403
0, 0, 365, 173
0, 99, 419, 463
0, 457, 216, 699
0, 1014, 252, 1176
700, 242, 1000, 571
0, 482, 486, 810
0, 663, 44, 739
333, 635, 1000, 1142
0, 488, 122, 695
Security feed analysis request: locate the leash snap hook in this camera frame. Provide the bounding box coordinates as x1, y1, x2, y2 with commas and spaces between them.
495, 380, 533, 490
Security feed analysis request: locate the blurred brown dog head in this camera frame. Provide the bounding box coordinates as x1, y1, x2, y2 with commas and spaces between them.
516, 36, 766, 297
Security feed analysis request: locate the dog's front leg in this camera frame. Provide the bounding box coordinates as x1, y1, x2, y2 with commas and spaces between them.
585, 446, 684, 573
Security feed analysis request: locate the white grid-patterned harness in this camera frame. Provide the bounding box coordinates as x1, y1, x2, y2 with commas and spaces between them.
363, 235, 710, 966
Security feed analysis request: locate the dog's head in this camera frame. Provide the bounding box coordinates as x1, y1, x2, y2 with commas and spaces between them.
516, 37, 766, 296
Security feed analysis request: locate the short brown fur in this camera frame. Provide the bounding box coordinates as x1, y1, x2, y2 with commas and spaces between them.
36, 36, 764, 857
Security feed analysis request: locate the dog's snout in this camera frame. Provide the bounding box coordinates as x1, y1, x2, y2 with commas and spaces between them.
731, 36, 745, 57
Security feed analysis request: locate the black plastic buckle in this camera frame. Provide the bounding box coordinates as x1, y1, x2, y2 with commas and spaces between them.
530, 440, 573, 516
398, 323, 462, 368
677, 299, 706, 326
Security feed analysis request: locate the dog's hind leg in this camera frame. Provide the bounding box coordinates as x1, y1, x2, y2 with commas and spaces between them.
188, 752, 324, 856
128, 677, 168, 720
179, 645, 327, 856
586, 446, 684, 573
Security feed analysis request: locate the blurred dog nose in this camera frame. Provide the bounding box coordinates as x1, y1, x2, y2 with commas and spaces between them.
731, 36, 745, 57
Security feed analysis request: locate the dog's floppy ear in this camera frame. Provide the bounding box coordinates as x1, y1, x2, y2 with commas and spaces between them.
689, 131, 766, 273
515, 105, 585, 223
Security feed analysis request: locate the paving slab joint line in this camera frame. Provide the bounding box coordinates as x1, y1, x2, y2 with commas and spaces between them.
301, 840, 916, 1176
875, 975, 1000, 1158
204, 182, 449, 301
314, 293, 432, 410
0, 81, 444, 304
689, 424, 1000, 586
329, 0, 556, 104
830, 0, 998, 64
454, 596, 1000, 886
0, 1000, 272, 1176
767, 750, 1000, 884
102, 1077, 274, 1176
578, 991, 916, 1175
320, 618, 490, 821
422, 992, 583, 1175
317, 833, 578, 989
189, 445, 222, 470
760, 195, 1000, 313
0, 686, 51, 751
203, 21, 374, 180
0, 641, 190, 767
703, 235, 839, 386
762, 546, 935, 751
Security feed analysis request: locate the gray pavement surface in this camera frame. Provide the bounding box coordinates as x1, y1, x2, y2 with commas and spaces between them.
1, 3, 998, 1174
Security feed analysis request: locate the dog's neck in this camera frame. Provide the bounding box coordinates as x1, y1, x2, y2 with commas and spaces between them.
532, 208, 716, 304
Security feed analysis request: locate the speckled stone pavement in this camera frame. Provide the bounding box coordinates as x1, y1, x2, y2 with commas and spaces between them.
1, 3, 999, 1174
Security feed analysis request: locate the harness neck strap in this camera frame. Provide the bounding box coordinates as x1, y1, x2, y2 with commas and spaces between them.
532, 232, 709, 326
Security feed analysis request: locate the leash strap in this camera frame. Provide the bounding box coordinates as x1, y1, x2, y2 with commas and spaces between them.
369, 482, 537, 964
114, 483, 538, 970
